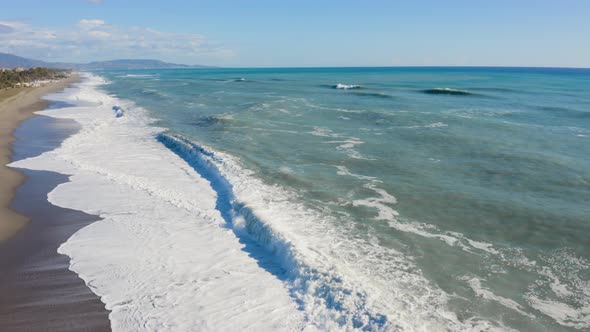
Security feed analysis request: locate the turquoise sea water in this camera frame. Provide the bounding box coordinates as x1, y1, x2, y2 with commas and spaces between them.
99, 67, 590, 330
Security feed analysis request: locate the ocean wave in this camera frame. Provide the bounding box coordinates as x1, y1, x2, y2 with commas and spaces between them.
13, 72, 568, 331
333, 83, 362, 89
118, 74, 157, 78
157, 134, 395, 330
470, 87, 519, 93
326, 87, 396, 99
156, 133, 517, 331
12, 75, 304, 330
352, 91, 396, 99
227, 77, 257, 83
421, 88, 476, 96
189, 114, 233, 127
17, 74, 464, 330
537, 105, 590, 119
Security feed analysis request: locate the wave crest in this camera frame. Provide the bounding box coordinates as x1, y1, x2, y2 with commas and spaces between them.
333, 83, 362, 89
157, 133, 395, 330
422, 88, 475, 96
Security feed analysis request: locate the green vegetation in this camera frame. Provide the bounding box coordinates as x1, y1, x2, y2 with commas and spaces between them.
0, 67, 70, 89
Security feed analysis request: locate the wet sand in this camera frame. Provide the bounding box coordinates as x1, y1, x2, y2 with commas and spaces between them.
0, 76, 78, 242
0, 82, 111, 330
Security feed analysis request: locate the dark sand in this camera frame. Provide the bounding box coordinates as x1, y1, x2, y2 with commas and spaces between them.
0, 96, 110, 330
0, 77, 78, 242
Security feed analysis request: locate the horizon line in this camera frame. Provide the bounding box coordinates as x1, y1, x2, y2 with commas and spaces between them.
91, 65, 590, 70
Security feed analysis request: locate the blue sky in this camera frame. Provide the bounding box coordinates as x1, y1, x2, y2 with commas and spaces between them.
1, 0, 589, 67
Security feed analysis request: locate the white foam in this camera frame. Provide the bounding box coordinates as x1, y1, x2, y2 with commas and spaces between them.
308, 128, 373, 160
324, 137, 374, 160
526, 297, 590, 329
279, 166, 295, 174
334, 165, 379, 181
11, 73, 302, 331
424, 122, 448, 128
353, 183, 399, 221
334, 108, 364, 113
309, 126, 338, 137
404, 122, 448, 129
119, 74, 156, 78
524, 248, 590, 329
378, 213, 590, 330
177, 136, 493, 331
334, 83, 361, 89
464, 277, 535, 318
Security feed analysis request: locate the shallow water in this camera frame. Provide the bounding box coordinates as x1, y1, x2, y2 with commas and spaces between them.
33, 68, 590, 330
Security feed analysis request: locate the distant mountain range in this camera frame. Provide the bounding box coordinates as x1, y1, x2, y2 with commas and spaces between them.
0, 53, 212, 70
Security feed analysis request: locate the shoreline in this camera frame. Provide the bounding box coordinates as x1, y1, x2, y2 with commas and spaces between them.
8, 73, 309, 330
0, 75, 111, 330
0, 74, 79, 242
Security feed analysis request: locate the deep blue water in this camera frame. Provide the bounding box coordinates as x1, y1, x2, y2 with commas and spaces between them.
99, 67, 590, 331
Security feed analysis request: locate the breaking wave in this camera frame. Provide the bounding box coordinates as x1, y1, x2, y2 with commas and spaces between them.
333, 83, 363, 89
421, 88, 476, 96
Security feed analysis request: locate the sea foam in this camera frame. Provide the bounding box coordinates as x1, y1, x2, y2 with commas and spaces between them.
11, 74, 301, 331
334, 83, 361, 89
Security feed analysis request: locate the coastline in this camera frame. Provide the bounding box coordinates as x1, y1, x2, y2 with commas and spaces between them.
2, 68, 586, 330
0, 75, 111, 330
0, 74, 79, 242
8, 73, 307, 330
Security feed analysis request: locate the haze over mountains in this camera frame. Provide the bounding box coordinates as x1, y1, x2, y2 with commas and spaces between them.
0, 53, 211, 70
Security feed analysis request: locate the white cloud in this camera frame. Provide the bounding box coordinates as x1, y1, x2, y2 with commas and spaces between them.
0, 24, 14, 33
88, 30, 111, 39
0, 19, 233, 64
78, 19, 105, 29
7, 40, 30, 46
0, 21, 26, 30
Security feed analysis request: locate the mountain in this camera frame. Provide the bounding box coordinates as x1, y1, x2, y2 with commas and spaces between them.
0, 53, 211, 70
81, 59, 206, 70
0, 53, 52, 68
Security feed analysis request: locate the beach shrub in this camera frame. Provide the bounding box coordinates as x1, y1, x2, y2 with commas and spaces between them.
0, 67, 70, 89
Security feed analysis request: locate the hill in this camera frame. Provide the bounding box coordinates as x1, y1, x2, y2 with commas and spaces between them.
0, 53, 51, 68
0, 53, 211, 70
81, 59, 205, 70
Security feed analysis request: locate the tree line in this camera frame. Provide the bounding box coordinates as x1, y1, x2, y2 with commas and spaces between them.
0, 67, 70, 89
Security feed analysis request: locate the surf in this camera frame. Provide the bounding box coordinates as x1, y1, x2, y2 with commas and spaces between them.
11, 73, 475, 331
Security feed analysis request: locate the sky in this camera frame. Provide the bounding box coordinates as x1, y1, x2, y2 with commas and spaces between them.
0, 0, 589, 68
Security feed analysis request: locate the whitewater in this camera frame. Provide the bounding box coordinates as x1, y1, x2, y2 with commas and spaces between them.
7, 74, 455, 331
10, 69, 590, 331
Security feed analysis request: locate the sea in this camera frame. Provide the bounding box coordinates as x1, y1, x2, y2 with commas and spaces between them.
12, 67, 590, 331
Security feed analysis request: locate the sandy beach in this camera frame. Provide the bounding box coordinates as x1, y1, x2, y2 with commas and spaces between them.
0, 76, 111, 331
0, 76, 78, 242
